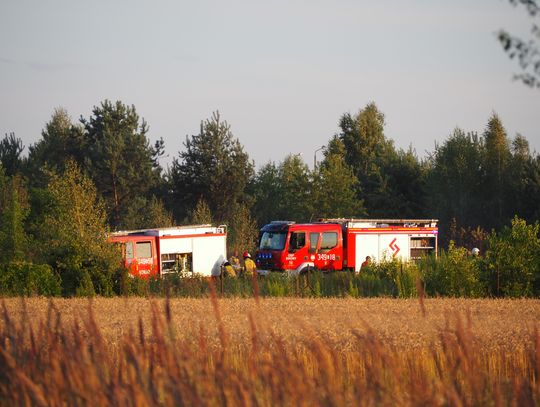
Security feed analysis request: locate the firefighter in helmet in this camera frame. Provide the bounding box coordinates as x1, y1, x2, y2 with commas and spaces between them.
243, 251, 256, 277
222, 260, 236, 278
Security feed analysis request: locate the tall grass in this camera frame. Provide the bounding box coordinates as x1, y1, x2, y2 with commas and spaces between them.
0, 296, 538, 406
121, 261, 422, 299
0, 245, 538, 299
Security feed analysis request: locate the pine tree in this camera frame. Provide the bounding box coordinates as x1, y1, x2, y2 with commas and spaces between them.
427, 128, 484, 241
314, 137, 365, 218
383, 148, 428, 218
169, 111, 254, 223
81, 100, 161, 228
482, 113, 511, 229
188, 198, 213, 225
250, 162, 283, 225
27, 108, 84, 184
227, 202, 258, 256
0, 133, 25, 177
278, 154, 313, 222
0, 174, 28, 262
121, 196, 174, 230
338, 103, 397, 216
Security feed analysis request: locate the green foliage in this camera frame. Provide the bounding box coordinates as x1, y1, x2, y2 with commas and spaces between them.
159, 273, 209, 297
266, 277, 288, 297
275, 154, 313, 222
428, 129, 484, 236
313, 137, 365, 218
188, 198, 213, 225
394, 261, 420, 298
497, 0, 540, 88
36, 161, 121, 296
249, 155, 314, 224
337, 102, 428, 218
420, 243, 484, 297
338, 103, 396, 216
117, 274, 151, 297
249, 162, 282, 225
57, 237, 539, 297
347, 278, 359, 298
26, 108, 85, 186
81, 100, 160, 228
481, 216, 540, 297
383, 148, 428, 218
75, 270, 96, 297
0, 132, 25, 176
354, 267, 392, 296
482, 114, 512, 229
447, 219, 489, 254
169, 111, 254, 223
5, 100, 540, 299
0, 175, 29, 262
510, 137, 540, 224
118, 269, 416, 298
227, 202, 258, 257
339, 103, 388, 176
356, 260, 420, 298
312, 277, 322, 297
27, 103, 164, 228
429, 113, 539, 242
121, 196, 173, 230
0, 262, 61, 296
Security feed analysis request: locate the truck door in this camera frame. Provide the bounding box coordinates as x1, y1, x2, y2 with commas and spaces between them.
133, 240, 157, 278
314, 230, 343, 271
308, 232, 320, 264
124, 241, 136, 274
284, 231, 308, 270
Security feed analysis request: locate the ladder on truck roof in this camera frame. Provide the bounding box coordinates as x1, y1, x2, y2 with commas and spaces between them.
110, 224, 226, 237
319, 218, 438, 228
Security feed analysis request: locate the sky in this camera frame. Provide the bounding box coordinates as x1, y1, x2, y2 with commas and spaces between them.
0, 0, 538, 171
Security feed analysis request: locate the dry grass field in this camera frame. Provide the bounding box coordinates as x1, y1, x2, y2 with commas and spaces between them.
1, 296, 539, 405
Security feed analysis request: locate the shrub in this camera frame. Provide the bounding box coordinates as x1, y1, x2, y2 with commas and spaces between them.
35, 162, 121, 296
75, 270, 96, 297
420, 242, 484, 297
0, 261, 61, 296
354, 259, 418, 298
481, 216, 540, 297
347, 278, 359, 298
128, 276, 150, 296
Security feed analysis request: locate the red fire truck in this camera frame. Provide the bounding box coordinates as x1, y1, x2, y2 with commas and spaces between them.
255, 219, 438, 274
110, 224, 227, 278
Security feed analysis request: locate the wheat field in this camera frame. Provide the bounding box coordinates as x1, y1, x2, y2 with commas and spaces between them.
1, 296, 539, 406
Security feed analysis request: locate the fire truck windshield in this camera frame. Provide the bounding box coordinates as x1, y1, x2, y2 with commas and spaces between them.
259, 231, 287, 250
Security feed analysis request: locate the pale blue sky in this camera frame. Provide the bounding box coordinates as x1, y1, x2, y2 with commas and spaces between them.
0, 0, 538, 170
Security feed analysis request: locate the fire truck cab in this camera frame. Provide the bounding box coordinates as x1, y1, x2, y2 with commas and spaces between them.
256, 221, 344, 273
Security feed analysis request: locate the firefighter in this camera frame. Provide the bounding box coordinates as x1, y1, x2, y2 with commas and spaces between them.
360, 256, 371, 269
243, 251, 256, 277
222, 260, 236, 277
229, 252, 241, 274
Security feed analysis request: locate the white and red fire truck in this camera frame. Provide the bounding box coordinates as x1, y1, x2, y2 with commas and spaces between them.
110, 225, 227, 278
255, 219, 438, 274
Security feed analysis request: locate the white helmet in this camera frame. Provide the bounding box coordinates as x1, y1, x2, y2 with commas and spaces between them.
472, 248, 480, 256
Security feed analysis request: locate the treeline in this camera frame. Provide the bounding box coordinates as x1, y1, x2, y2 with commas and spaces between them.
0, 100, 539, 296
